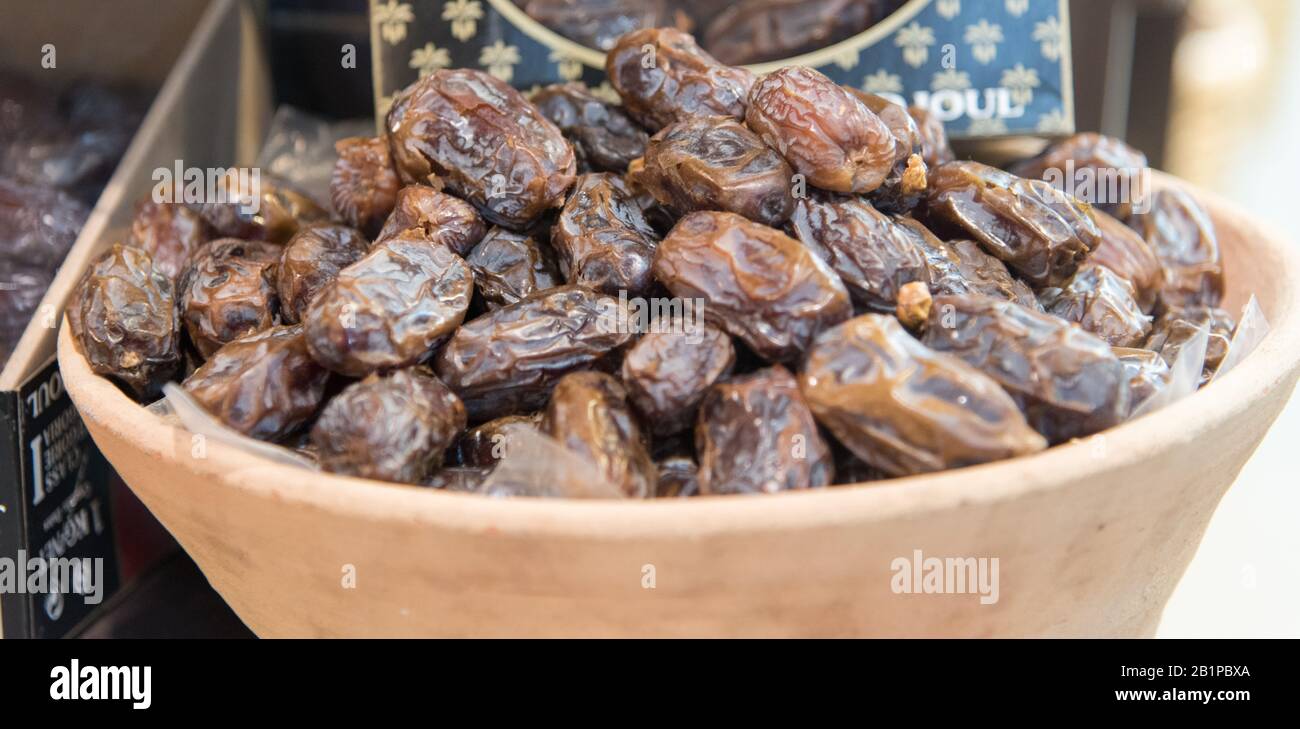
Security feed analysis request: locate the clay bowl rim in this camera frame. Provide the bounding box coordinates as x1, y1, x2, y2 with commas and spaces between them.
56, 174, 1300, 540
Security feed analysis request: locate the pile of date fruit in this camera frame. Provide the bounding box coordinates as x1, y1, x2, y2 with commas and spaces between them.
69, 28, 1243, 498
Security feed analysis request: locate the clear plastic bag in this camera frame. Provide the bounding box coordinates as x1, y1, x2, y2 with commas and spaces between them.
1213, 295, 1269, 381
256, 106, 373, 208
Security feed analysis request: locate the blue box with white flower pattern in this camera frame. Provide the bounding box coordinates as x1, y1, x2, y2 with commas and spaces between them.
370, 0, 1073, 138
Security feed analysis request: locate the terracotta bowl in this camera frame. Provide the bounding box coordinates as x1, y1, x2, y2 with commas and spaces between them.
58, 175, 1300, 637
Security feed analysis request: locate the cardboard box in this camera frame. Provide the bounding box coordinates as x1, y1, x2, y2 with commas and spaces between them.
369, 0, 1074, 137
0, 0, 269, 638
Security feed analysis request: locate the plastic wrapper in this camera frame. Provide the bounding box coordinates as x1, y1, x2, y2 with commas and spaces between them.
256, 106, 373, 207
1130, 325, 1208, 420
475, 426, 625, 499
158, 383, 317, 471
1213, 295, 1269, 381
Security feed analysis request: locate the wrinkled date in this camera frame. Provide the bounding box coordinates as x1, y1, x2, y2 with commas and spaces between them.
923, 293, 1130, 443
179, 238, 282, 359
330, 136, 401, 238
1039, 264, 1151, 347
1146, 305, 1236, 385
800, 314, 1045, 476
466, 226, 562, 309
654, 210, 851, 361
605, 27, 755, 132
1010, 133, 1148, 219
374, 185, 487, 256
311, 368, 466, 483
1113, 346, 1170, 415
620, 319, 735, 436
304, 232, 473, 376
183, 324, 329, 441
705, 0, 900, 65
695, 365, 834, 495
543, 371, 657, 498
1128, 188, 1224, 308
530, 83, 648, 173
636, 115, 794, 226
908, 105, 955, 168
453, 412, 543, 467
1089, 210, 1164, 313
385, 69, 576, 229
551, 173, 660, 295
745, 66, 896, 194
434, 285, 634, 421
906, 221, 1039, 310
194, 173, 328, 244
847, 90, 928, 213
787, 195, 927, 312
925, 161, 1101, 287
276, 224, 369, 324
128, 200, 209, 283
68, 244, 181, 398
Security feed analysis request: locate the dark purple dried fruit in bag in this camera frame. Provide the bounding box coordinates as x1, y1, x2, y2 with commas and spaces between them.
922, 293, 1129, 443
434, 285, 634, 421
551, 173, 659, 295
521, 0, 684, 51
67, 244, 181, 399
179, 238, 282, 359
704, 0, 901, 65
635, 115, 794, 226
746, 66, 896, 194
530, 83, 648, 173
801, 313, 1045, 476
330, 136, 401, 238
654, 210, 851, 362
695, 365, 834, 495
466, 227, 562, 309
621, 319, 735, 436
304, 231, 473, 377
544, 371, 657, 499
385, 69, 576, 230
183, 324, 328, 441
605, 27, 755, 132
925, 161, 1100, 287
311, 368, 466, 484
276, 224, 369, 324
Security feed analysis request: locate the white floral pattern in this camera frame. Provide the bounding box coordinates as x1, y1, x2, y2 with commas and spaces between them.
549, 50, 583, 81
1000, 64, 1039, 106
936, 0, 961, 21
896, 22, 935, 68
964, 20, 1004, 64
480, 41, 521, 82
373, 0, 414, 46
862, 70, 903, 95
443, 0, 483, 43
1033, 16, 1063, 61
1005, 0, 1029, 18
930, 68, 971, 91
409, 42, 451, 77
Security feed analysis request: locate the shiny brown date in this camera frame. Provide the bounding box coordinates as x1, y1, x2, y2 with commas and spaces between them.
276, 224, 369, 324
374, 185, 487, 256
620, 319, 735, 436
905, 220, 1040, 310
1039, 264, 1151, 347
654, 210, 851, 362
311, 368, 466, 484
530, 83, 648, 173
466, 227, 562, 309
1128, 188, 1224, 309
551, 173, 660, 295
925, 161, 1101, 287
453, 412, 544, 467
330, 136, 401, 238
635, 115, 794, 226
433, 285, 634, 421
745, 66, 896, 194
1145, 305, 1235, 385
605, 27, 755, 132
1089, 209, 1163, 313
1010, 133, 1148, 219
1113, 346, 1170, 415
178, 238, 282, 359
304, 232, 473, 376
182, 324, 329, 441
194, 173, 328, 244
908, 105, 955, 168
543, 371, 657, 499
128, 200, 209, 283
800, 313, 1046, 476
695, 365, 834, 495
385, 69, 576, 229
922, 293, 1130, 443
67, 244, 181, 399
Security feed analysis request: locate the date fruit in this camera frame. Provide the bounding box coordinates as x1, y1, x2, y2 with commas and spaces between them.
453, 412, 544, 467
311, 368, 466, 484
620, 319, 735, 436
466, 226, 562, 309
1146, 305, 1235, 385
705, 0, 900, 65
179, 238, 282, 359
304, 231, 473, 376
1113, 346, 1170, 415
552, 173, 660, 294
695, 365, 834, 495
330, 136, 401, 238
543, 371, 657, 498
434, 285, 634, 421
1128, 188, 1224, 308
194, 173, 328, 244
923, 293, 1130, 443
801, 313, 1045, 476
746, 66, 896, 193
385, 69, 576, 230
67, 244, 181, 398
183, 324, 329, 441
925, 161, 1101, 287
906, 221, 1039, 310
374, 185, 487, 256
276, 224, 369, 324
654, 210, 851, 361
605, 27, 755, 132
1010, 133, 1148, 219
635, 115, 794, 226
1089, 209, 1163, 313
1039, 264, 1152, 347
530, 83, 648, 173
128, 200, 209, 283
